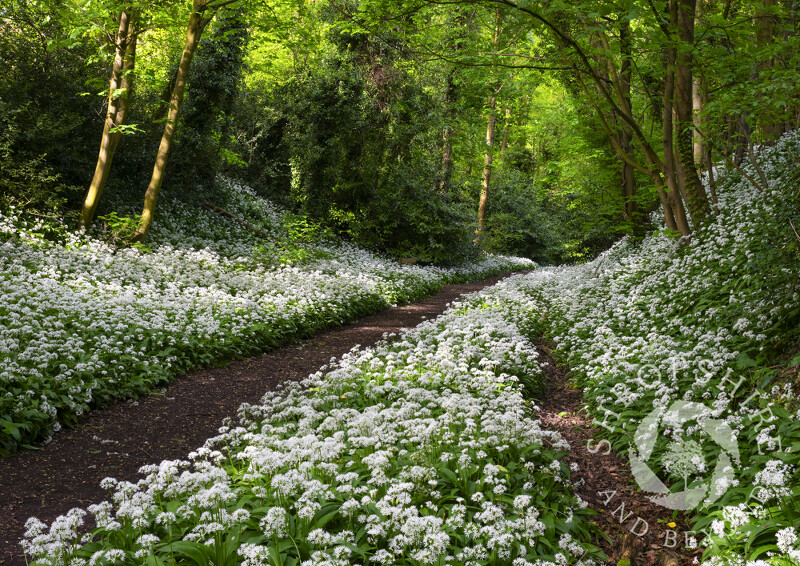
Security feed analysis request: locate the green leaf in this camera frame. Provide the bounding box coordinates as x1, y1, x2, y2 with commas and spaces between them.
735, 352, 757, 369
163, 541, 212, 566
145, 554, 168, 566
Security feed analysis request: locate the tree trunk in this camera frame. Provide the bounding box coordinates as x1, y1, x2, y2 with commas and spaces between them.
79, 11, 137, 230
475, 8, 501, 243
476, 94, 497, 240
692, 74, 703, 167
662, 24, 692, 237
757, 0, 783, 141
618, 19, 638, 223
134, 2, 210, 242
674, 0, 711, 223
692, 0, 704, 168
576, 55, 687, 236
440, 72, 456, 192
499, 106, 511, 160
153, 17, 213, 122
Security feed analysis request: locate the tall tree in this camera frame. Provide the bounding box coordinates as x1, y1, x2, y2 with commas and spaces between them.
673, 0, 712, 223
133, 0, 239, 242
477, 91, 497, 238
476, 8, 503, 241
80, 8, 139, 230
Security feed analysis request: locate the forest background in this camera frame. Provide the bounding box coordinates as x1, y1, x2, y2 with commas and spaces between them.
2, 0, 799, 264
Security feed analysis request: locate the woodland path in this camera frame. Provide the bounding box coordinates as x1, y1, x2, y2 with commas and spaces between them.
535, 340, 698, 566
0, 274, 510, 565
1, 273, 702, 566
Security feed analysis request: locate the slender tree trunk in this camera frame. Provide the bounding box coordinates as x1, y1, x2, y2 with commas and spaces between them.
576, 58, 688, 236
440, 72, 456, 192
663, 38, 679, 213
674, 0, 711, 223
733, 115, 749, 165
662, 25, 692, 236
757, 0, 783, 141
618, 20, 638, 222
441, 126, 454, 191
153, 17, 213, 122
499, 106, 511, 160
574, 12, 694, 235
476, 94, 497, 240
79, 11, 137, 230
692, 75, 703, 167
475, 8, 501, 243
692, 0, 705, 168
134, 2, 210, 242
705, 147, 719, 205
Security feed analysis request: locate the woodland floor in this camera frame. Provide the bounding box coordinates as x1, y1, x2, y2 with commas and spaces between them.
1, 274, 698, 566
535, 340, 698, 566
0, 274, 510, 565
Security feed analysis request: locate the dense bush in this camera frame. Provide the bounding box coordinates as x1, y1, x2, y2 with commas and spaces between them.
0, 0, 100, 216
226, 43, 480, 264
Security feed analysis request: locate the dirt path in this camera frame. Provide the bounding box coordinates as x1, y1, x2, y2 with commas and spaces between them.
535, 340, 701, 566
0, 274, 511, 566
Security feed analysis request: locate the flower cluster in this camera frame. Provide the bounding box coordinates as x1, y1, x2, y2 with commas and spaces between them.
0, 178, 532, 456
22, 277, 600, 565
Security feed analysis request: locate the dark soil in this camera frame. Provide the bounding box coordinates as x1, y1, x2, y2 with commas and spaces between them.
0, 274, 510, 566
534, 340, 701, 566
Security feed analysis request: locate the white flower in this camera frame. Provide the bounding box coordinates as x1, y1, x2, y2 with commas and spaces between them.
776, 527, 798, 553
260, 507, 288, 538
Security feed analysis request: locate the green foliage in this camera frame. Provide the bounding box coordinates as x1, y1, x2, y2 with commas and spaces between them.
481, 170, 568, 265
252, 212, 335, 266
0, 101, 81, 221
0, 0, 99, 214
348, 163, 480, 265
476, 79, 655, 264
233, 37, 479, 265
96, 212, 151, 251
282, 211, 335, 243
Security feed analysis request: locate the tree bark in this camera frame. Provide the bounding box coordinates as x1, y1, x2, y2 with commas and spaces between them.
476, 94, 496, 240
134, 1, 211, 242
575, 63, 688, 236
662, 18, 692, 237
440, 72, 456, 192
475, 8, 501, 243
153, 17, 213, 122
79, 10, 137, 230
674, 0, 711, 223
618, 19, 638, 222
499, 106, 511, 160
692, 75, 703, 167
692, 1, 704, 168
